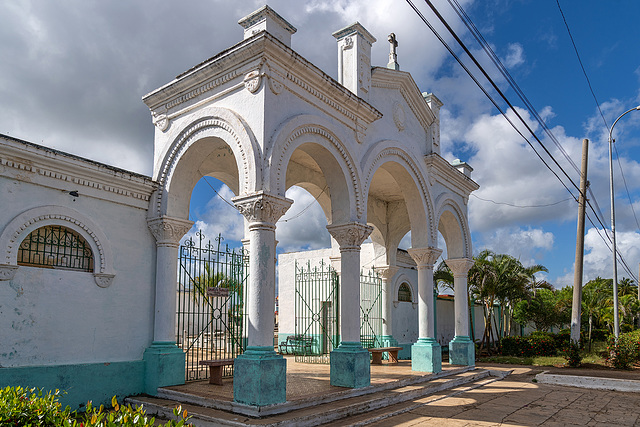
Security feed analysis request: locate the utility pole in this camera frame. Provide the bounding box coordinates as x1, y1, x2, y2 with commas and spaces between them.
571, 139, 589, 344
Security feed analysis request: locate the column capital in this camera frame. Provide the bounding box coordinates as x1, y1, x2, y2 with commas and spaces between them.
326, 222, 373, 252
147, 216, 193, 248
407, 247, 442, 270
375, 265, 399, 280
232, 191, 293, 229
445, 258, 474, 277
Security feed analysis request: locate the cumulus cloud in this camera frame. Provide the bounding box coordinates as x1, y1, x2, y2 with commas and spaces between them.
502, 43, 525, 68
555, 227, 640, 288
474, 226, 554, 267
277, 186, 331, 253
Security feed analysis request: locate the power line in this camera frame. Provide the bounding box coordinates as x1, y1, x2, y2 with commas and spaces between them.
471, 194, 572, 208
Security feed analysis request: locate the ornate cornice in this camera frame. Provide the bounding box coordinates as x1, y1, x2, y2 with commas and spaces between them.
326, 222, 373, 251
0, 136, 155, 208
375, 265, 399, 280
444, 258, 474, 278
147, 216, 194, 248
407, 247, 442, 270
232, 191, 292, 227
424, 153, 479, 197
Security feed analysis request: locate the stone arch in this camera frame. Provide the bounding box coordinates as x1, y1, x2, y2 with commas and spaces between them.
266, 114, 361, 224
152, 107, 260, 219
0, 206, 115, 287
435, 194, 472, 259
361, 142, 435, 250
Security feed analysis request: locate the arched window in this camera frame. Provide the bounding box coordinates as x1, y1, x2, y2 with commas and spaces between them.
17, 225, 94, 272
398, 282, 412, 302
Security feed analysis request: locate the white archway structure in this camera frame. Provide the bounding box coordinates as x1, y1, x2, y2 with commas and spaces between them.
140, 6, 478, 405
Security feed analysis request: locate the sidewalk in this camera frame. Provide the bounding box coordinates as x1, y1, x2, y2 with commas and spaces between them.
362, 364, 640, 426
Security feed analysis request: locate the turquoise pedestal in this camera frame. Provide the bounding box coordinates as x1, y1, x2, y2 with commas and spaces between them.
143, 341, 185, 395
449, 336, 475, 366
330, 342, 370, 388
380, 334, 399, 348
411, 338, 442, 373
233, 346, 286, 406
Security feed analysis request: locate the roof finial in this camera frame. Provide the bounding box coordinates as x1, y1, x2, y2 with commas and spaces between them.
387, 33, 399, 70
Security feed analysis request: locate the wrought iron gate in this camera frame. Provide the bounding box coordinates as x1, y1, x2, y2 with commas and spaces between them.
360, 268, 383, 349
293, 261, 383, 363
177, 232, 249, 381
294, 260, 340, 363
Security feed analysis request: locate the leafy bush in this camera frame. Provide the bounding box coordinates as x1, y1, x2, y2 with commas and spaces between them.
500, 334, 557, 357
590, 329, 609, 342
0, 388, 191, 427
0, 386, 72, 426
562, 341, 583, 368
606, 330, 640, 370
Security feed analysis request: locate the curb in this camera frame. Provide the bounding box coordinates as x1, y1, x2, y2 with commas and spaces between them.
535, 371, 640, 392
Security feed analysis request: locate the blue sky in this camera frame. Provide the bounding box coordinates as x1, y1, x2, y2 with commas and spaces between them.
1, 0, 639, 288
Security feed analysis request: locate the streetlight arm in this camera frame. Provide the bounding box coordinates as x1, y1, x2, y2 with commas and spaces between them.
609, 105, 640, 143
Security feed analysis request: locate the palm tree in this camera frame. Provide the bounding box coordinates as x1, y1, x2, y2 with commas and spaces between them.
582, 277, 611, 349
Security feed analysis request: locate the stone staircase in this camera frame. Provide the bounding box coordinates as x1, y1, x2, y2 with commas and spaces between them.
126, 367, 509, 426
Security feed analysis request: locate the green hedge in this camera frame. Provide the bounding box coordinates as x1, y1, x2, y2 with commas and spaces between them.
606, 330, 640, 370
500, 334, 557, 357
0, 387, 191, 427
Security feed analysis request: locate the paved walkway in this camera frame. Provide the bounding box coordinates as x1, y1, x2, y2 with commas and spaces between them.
362, 365, 640, 426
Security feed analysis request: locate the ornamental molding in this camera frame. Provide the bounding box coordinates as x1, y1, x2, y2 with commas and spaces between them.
434, 194, 472, 258
232, 191, 293, 226
371, 67, 436, 130
424, 153, 479, 196
147, 216, 194, 247
272, 121, 364, 219
363, 145, 434, 240
444, 258, 474, 277
375, 265, 399, 280
0, 140, 155, 206
0, 206, 115, 287
392, 102, 406, 131
244, 70, 262, 93
154, 111, 256, 218
0, 264, 18, 281
326, 222, 373, 251
407, 247, 442, 269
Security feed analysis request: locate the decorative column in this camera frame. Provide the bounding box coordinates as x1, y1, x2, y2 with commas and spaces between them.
445, 258, 475, 366
232, 191, 292, 406
377, 265, 399, 348
407, 247, 442, 373
326, 222, 373, 388
145, 216, 194, 394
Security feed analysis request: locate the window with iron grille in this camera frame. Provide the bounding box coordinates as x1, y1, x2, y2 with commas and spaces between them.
17, 226, 94, 272
398, 282, 412, 302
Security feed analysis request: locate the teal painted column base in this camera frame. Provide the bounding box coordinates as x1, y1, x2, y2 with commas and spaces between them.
233, 346, 286, 406
143, 341, 185, 395
448, 336, 475, 366
380, 334, 399, 348
330, 342, 370, 388
411, 338, 442, 373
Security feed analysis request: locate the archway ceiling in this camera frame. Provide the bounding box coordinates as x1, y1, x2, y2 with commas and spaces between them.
368, 167, 404, 203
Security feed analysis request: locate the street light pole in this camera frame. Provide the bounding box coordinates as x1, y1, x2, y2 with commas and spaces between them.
608, 104, 640, 340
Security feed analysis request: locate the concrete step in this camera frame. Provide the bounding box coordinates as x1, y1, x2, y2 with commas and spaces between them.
126, 368, 507, 426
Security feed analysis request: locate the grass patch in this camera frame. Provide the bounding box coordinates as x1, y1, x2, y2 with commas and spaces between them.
480, 340, 609, 367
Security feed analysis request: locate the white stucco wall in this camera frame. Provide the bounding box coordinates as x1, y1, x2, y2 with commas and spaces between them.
0, 137, 157, 367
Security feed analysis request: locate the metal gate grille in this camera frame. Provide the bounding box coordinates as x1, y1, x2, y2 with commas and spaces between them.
294, 260, 339, 364
177, 232, 248, 382
360, 268, 383, 349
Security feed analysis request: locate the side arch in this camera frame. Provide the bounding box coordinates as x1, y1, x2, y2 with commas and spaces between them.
434, 194, 472, 259
361, 141, 435, 248
152, 107, 260, 218
266, 114, 362, 223
0, 206, 115, 287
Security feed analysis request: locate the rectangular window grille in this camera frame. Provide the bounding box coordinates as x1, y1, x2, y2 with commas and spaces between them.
17, 226, 94, 272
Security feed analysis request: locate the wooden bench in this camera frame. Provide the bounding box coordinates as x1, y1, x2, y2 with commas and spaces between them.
367, 347, 403, 365
278, 335, 313, 355
199, 359, 234, 385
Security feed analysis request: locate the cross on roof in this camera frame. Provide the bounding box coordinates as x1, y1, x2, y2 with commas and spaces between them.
387, 33, 399, 71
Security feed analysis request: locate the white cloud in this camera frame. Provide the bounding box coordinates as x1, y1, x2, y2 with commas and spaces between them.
474, 226, 554, 267
277, 186, 331, 253
503, 43, 524, 68
183, 184, 244, 245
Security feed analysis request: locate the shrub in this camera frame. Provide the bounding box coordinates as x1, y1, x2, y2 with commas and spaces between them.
0, 388, 191, 427
606, 330, 640, 370
500, 334, 557, 357
562, 341, 582, 368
